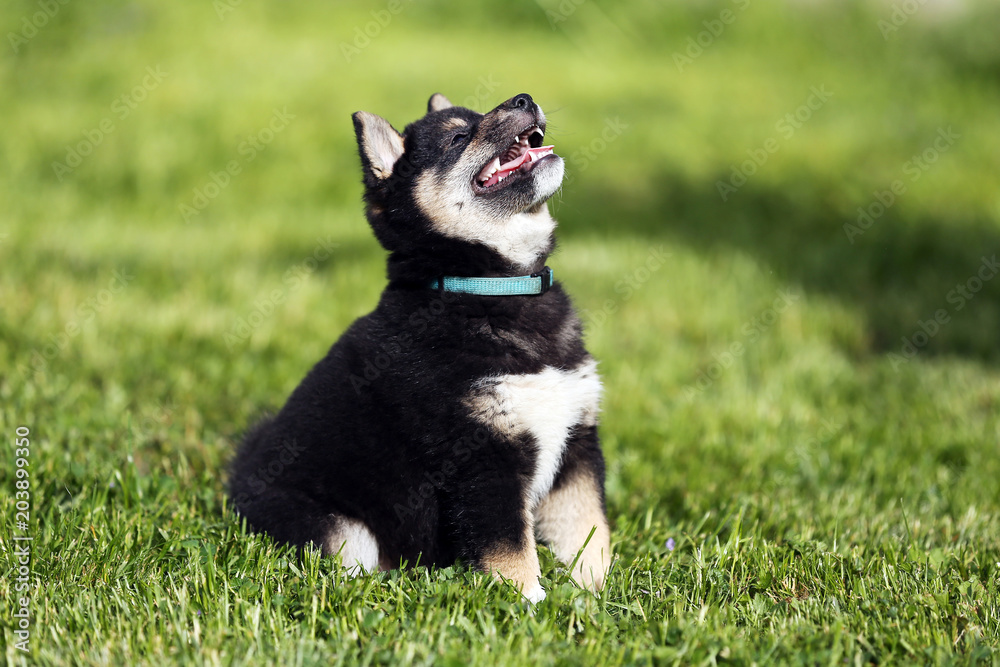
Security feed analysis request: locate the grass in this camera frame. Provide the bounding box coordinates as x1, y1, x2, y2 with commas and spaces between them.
2, 0, 1000, 663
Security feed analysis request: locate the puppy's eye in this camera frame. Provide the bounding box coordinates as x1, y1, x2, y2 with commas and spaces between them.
450, 132, 469, 147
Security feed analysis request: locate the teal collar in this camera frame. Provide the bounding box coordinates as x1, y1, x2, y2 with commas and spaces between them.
429, 267, 553, 296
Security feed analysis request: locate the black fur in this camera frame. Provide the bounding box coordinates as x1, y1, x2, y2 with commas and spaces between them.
229, 93, 607, 581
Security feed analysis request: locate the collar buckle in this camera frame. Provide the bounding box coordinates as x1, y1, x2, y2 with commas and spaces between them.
531, 266, 553, 294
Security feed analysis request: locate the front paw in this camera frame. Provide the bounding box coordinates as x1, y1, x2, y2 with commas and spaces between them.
520, 581, 546, 604
481, 535, 545, 604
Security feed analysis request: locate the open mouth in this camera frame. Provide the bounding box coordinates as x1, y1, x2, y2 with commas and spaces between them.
475, 125, 554, 191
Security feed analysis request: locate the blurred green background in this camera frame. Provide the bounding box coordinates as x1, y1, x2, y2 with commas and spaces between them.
2, 0, 1000, 662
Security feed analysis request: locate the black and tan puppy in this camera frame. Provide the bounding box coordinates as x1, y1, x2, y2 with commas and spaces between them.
229, 92, 610, 602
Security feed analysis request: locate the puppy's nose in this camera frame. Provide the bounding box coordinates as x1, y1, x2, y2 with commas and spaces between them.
504, 93, 534, 111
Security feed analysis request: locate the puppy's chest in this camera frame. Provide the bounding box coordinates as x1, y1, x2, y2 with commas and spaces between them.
465, 359, 601, 506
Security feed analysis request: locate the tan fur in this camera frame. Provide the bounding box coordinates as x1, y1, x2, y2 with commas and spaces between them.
535, 472, 611, 592
441, 117, 468, 131
409, 101, 564, 269
464, 381, 517, 439
413, 165, 558, 270
481, 518, 543, 601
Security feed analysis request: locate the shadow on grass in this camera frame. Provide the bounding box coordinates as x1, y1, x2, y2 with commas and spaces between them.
567, 168, 1000, 364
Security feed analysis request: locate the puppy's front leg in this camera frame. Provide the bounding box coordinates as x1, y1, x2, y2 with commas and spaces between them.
479, 509, 544, 603
451, 471, 544, 603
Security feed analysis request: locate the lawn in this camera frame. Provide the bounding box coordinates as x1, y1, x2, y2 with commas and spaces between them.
2, 0, 999, 664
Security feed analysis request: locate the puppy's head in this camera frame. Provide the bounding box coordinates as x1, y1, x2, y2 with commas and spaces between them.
353, 93, 565, 272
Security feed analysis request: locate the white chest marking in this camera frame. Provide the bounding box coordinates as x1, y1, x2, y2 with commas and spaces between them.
466, 359, 602, 506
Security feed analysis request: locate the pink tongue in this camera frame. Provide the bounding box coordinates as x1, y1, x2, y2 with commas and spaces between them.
483, 145, 554, 188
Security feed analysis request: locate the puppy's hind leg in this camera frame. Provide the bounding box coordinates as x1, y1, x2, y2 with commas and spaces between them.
233, 485, 384, 575
229, 423, 384, 575
324, 514, 383, 576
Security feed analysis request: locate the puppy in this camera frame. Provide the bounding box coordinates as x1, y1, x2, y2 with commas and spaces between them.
229, 92, 610, 602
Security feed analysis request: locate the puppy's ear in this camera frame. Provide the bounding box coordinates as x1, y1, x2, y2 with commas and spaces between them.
352, 111, 404, 183
427, 93, 453, 113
